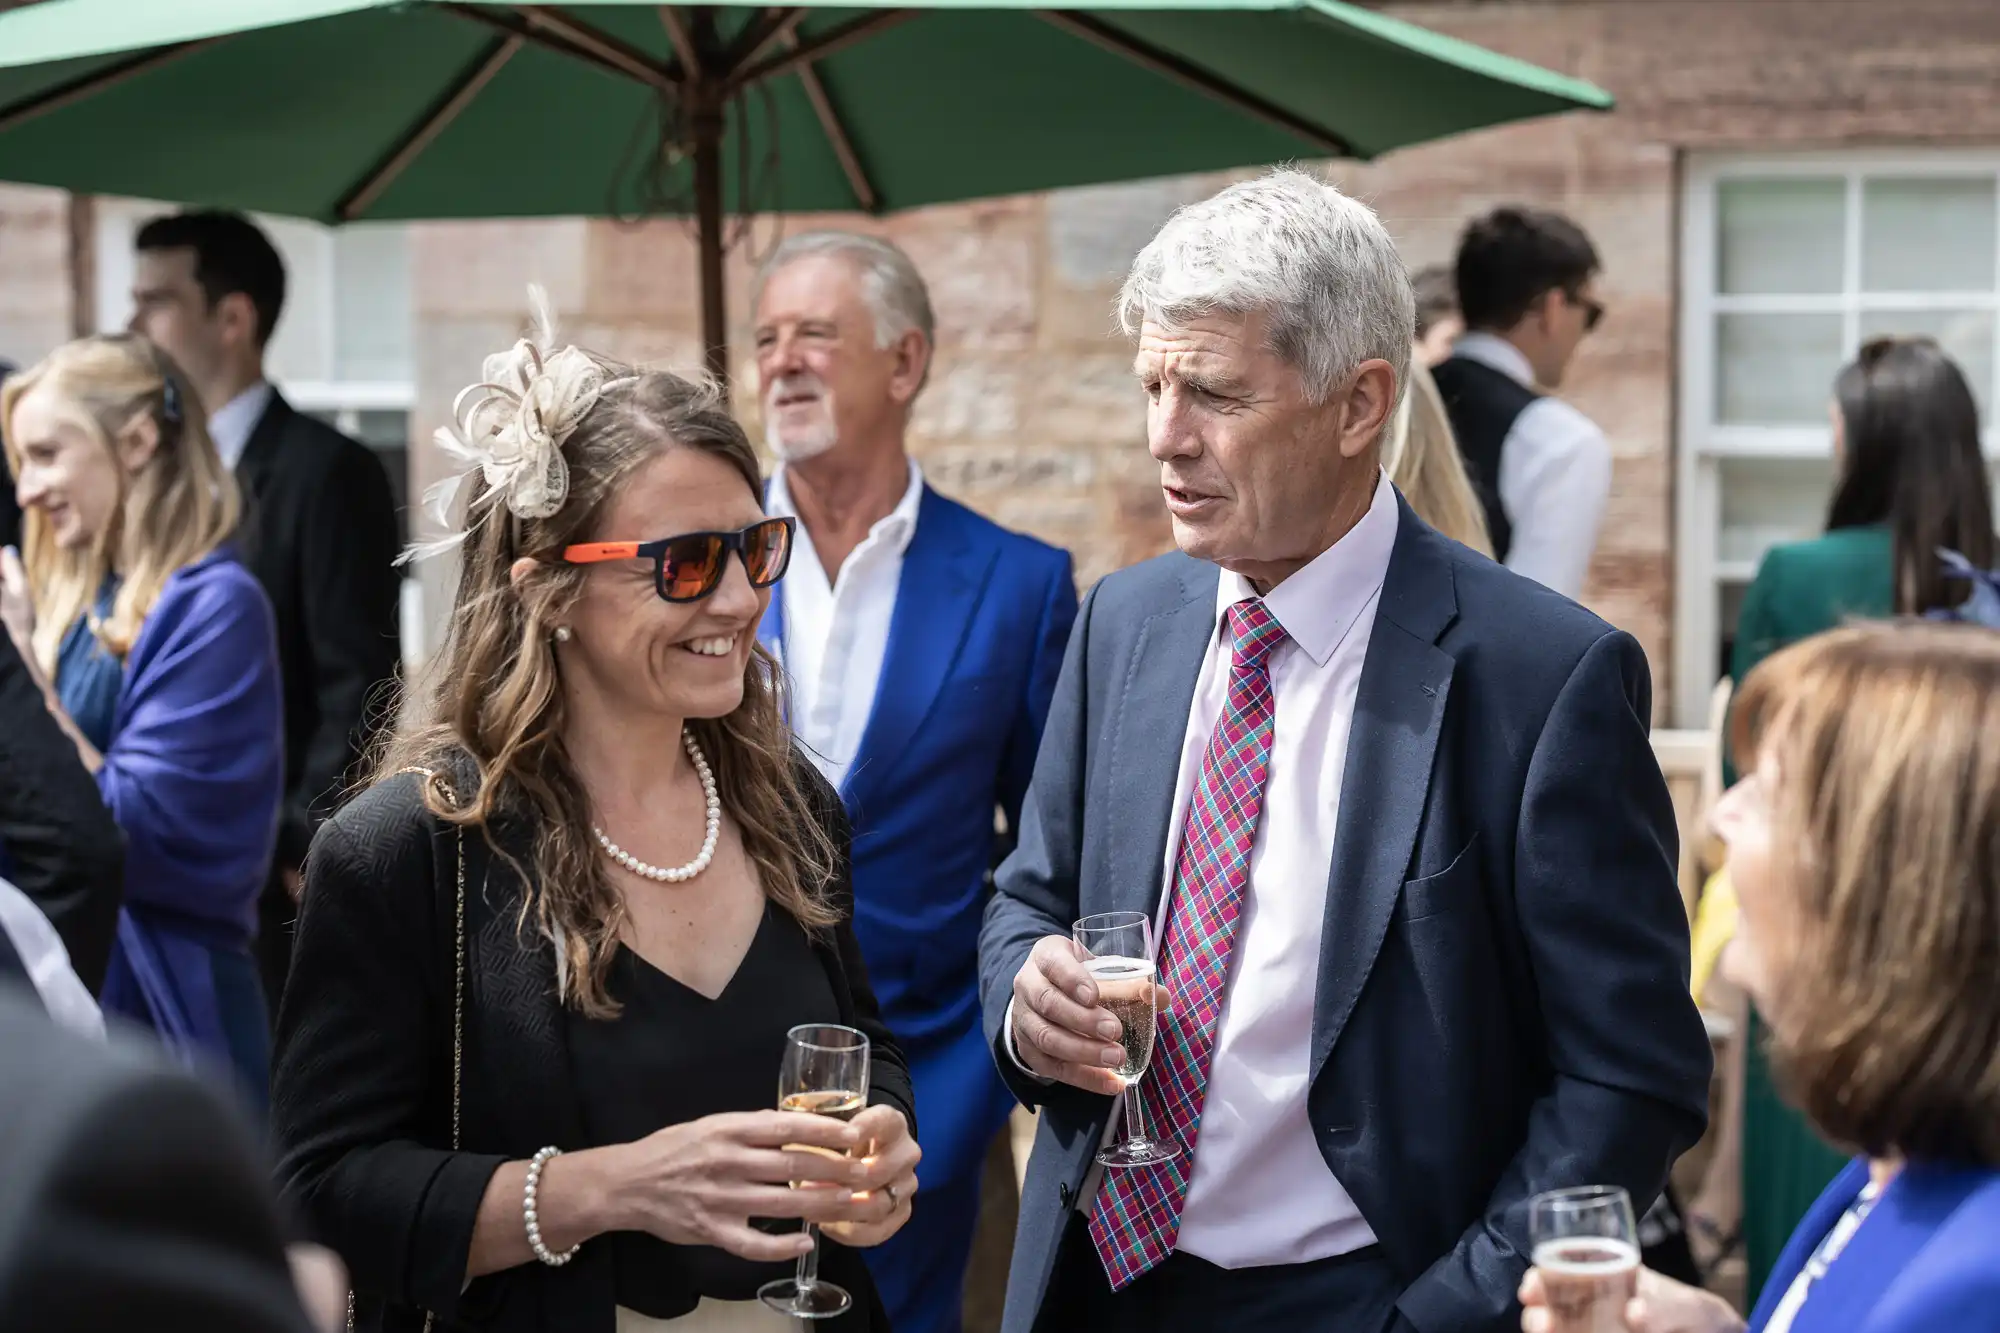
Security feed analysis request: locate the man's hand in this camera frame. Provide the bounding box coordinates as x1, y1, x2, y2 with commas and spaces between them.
1010, 936, 1131, 1096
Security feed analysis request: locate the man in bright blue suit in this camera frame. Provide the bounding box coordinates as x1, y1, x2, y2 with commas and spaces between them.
752, 231, 1079, 1333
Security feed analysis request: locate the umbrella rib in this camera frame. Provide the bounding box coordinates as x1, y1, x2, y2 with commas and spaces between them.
518, 4, 682, 84
657, 6, 704, 78
730, 10, 917, 90
0, 38, 217, 135
438, 4, 674, 91
784, 34, 877, 212
337, 34, 523, 221
726, 7, 809, 74
1032, 10, 1353, 157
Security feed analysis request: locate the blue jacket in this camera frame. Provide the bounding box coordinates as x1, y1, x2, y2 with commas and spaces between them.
761, 485, 1076, 1187
1752, 1158, 2000, 1333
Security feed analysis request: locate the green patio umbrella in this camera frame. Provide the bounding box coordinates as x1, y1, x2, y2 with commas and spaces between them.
0, 0, 1610, 378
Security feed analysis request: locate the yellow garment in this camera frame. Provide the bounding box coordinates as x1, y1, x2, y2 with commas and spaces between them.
1690, 866, 1739, 1006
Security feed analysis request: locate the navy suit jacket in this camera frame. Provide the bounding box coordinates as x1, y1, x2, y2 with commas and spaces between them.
762, 484, 1077, 1187
1751, 1158, 2000, 1332
980, 497, 1712, 1333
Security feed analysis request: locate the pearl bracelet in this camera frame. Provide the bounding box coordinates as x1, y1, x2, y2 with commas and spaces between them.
524, 1146, 581, 1267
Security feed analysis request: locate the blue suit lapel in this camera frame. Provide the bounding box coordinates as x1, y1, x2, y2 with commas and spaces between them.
1311, 497, 1459, 1082
1107, 559, 1218, 920
1750, 1158, 1868, 1331
844, 488, 995, 806
1785, 1161, 1987, 1333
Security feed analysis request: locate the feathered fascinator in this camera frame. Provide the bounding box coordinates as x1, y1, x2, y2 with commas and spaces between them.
401, 285, 626, 563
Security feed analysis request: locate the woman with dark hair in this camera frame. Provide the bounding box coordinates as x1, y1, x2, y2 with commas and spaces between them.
1686, 336, 1996, 1300
270, 293, 919, 1333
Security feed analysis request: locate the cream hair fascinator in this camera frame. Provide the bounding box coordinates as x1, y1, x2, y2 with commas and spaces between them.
402, 285, 614, 563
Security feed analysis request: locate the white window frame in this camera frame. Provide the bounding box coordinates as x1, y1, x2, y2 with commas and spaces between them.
1675, 148, 2000, 725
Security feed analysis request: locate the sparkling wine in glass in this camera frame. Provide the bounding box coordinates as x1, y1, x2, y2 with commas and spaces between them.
758, 1023, 869, 1320
1529, 1185, 1641, 1333
1073, 911, 1180, 1169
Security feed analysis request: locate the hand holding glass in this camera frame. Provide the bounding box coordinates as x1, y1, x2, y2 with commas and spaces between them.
1073, 911, 1179, 1168
757, 1024, 869, 1319
1528, 1185, 1641, 1333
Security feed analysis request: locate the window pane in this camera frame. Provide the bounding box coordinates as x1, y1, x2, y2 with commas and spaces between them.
1717, 178, 1845, 295
334, 226, 412, 383
1861, 177, 1996, 293
1857, 308, 1995, 416
1716, 313, 1845, 424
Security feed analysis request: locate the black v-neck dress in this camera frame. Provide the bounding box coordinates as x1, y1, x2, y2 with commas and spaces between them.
565, 902, 844, 1319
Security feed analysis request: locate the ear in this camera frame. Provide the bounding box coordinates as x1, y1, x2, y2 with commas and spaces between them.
1338, 360, 1399, 460
215, 290, 263, 350
117, 411, 162, 473
886, 329, 930, 407
508, 556, 541, 592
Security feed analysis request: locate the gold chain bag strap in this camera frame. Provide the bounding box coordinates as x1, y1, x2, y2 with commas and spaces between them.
347, 768, 466, 1333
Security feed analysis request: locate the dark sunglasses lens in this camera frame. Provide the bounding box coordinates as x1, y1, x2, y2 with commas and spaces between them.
744, 520, 793, 587
660, 535, 726, 601
1584, 300, 1604, 332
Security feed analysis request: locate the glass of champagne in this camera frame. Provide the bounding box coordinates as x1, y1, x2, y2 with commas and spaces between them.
757, 1023, 869, 1320
1529, 1185, 1642, 1333
1073, 911, 1180, 1168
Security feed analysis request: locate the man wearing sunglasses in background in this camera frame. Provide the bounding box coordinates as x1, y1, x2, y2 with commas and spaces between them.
1431, 206, 1613, 601
751, 232, 1079, 1333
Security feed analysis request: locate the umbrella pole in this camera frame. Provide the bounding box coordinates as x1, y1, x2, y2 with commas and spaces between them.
693, 101, 728, 387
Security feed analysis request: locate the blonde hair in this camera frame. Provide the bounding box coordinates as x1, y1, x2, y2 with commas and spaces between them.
1731, 621, 2000, 1166
0, 335, 238, 674
1384, 360, 1492, 557
381, 303, 836, 1018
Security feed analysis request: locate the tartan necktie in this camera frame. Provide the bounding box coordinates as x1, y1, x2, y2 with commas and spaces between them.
1088, 597, 1290, 1290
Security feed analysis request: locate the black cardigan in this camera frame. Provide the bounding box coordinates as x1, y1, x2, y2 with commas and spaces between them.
269, 757, 915, 1333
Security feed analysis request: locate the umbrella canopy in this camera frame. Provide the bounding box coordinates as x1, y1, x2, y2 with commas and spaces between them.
0, 0, 1612, 375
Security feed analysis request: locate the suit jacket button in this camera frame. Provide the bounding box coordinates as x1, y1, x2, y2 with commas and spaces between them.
1058, 1182, 1072, 1207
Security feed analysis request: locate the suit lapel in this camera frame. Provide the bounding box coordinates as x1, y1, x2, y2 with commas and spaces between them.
1788, 1162, 1985, 1333
235, 389, 289, 490
1311, 500, 1459, 1082
843, 489, 994, 805
1108, 558, 1218, 920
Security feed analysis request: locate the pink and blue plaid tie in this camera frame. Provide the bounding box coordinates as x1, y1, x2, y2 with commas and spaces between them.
1088, 598, 1289, 1290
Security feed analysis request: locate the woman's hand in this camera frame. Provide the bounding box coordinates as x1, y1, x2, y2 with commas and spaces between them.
1519, 1265, 1745, 1333
1, 546, 38, 666
821, 1104, 921, 1248
601, 1110, 888, 1262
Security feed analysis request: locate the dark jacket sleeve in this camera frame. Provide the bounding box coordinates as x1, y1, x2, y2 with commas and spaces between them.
0, 630, 124, 991
280, 437, 402, 869
1399, 631, 1713, 1333
270, 785, 506, 1320
803, 760, 916, 1133
999, 551, 1080, 845
0, 1002, 313, 1333
980, 577, 1105, 1119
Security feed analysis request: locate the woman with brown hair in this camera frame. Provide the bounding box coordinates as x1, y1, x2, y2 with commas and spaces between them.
270, 297, 919, 1333
1523, 620, 2000, 1333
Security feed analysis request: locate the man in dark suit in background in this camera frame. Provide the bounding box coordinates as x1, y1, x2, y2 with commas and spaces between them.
128, 211, 402, 1015
0, 357, 17, 551
981, 170, 1710, 1333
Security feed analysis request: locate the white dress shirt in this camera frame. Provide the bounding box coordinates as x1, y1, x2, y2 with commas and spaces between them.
1452, 332, 1611, 600
767, 461, 924, 791
1011, 471, 1397, 1268
206, 380, 275, 471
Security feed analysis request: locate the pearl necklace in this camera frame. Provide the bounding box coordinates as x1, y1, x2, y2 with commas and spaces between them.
593, 728, 720, 884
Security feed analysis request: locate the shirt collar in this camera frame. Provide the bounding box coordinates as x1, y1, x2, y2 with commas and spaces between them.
1216, 469, 1399, 668
768, 458, 926, 557
207, 380, 274, 470
1452, 331, 1536, 389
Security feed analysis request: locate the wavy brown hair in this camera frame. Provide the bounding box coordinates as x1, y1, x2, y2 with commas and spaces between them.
381, 346, 835, 1018
1731, 620, 2000, 1166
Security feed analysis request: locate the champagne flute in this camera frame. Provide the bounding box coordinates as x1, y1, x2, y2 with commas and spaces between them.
1073, 911, 1180, 1168
757, 1023, 869, 1319
1528, 1185, 1641, 1333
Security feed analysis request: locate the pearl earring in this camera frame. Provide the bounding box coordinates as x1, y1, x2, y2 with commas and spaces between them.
553, 626, 572, 643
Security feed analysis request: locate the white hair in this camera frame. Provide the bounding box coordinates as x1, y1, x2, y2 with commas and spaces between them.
751, 231, 936, 352
1118, 168, 1414, 408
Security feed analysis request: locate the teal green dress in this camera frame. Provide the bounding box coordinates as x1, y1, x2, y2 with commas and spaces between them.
1727, 523, 1892, 1302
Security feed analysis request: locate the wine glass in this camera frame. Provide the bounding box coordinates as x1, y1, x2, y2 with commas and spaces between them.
757, 1023, 870, 1319
1073, 911, 1180, 1168
1528, 1186, 1641, 1333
